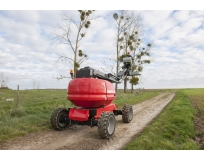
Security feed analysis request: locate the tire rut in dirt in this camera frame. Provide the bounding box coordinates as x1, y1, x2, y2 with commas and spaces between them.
132, 93, 171, 116
58, 133, 110, 150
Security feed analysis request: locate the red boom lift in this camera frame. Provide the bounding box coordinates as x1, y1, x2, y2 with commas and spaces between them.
51, 56, 139, 139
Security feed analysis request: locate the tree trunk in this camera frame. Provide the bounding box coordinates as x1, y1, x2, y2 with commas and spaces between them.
124, 79, 127, 93
131, 82, 134, 93
131, 55, 134, 93
115, 57, 119, 92
74, 52, 77, 78
115, 83, 118, 92
115, 26, 120, 93
115, 46, 119, 92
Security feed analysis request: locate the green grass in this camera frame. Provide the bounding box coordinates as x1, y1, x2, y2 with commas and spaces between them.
0, 88, 162, 142
0, 89, 72, 142
123, 88, 203, 150
184, 88, 204, 149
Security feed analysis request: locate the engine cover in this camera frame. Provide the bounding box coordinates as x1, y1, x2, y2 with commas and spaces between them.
67, 78, 116, 108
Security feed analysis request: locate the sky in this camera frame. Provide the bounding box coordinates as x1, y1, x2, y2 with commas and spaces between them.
0, 2, 204, 90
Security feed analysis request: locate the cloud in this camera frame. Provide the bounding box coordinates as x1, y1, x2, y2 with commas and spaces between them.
0, 10, 203, 90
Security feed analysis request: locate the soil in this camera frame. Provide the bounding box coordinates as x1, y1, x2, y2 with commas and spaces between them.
0, 92, 175, 150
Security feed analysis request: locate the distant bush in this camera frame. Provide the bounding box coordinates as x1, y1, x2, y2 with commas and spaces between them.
0, 87, 10, 90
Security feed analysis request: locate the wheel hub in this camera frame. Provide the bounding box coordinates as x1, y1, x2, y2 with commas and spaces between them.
128, 107, 133, 120
107, 116, 115, 135
58, 115, 67, 127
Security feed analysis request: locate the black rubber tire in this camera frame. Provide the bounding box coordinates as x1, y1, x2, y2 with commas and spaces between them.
98, 112, 116, 139
50, 108, 68, 131
122, 105, 133, 123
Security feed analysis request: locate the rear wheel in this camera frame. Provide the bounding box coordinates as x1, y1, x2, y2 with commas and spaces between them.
98, 112, 116, 139
122, 105, 133, 123
51, 108, 68, 130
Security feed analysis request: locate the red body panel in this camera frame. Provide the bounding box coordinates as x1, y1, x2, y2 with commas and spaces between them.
94, 103, 117, 119
68, 104, 117, 121
67, 78, 116, 108
69, 108, 89, 121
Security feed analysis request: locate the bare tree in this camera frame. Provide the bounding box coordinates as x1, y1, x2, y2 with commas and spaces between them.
37, 81, 40, 90
32, 79, 40, 90
129, 43, 152, 93
0, 73, 9, 89
111, 11, 152, 93
32, 79, 36, 89
52, 10, 95, 79
102, 11, 131, 91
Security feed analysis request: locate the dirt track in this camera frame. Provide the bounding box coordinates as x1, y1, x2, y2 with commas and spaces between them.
0, 92, 175, 150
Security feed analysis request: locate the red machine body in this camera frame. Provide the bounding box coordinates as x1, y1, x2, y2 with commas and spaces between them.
67, 78, 116, 108
67, 78, 117, 121
51, 66, 134, 139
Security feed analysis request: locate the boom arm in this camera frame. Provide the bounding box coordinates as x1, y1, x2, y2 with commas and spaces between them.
76, 57, 140, 83
76, 66, 121, 83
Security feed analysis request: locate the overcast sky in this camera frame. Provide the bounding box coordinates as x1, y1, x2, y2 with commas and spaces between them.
0, 3, 204, 90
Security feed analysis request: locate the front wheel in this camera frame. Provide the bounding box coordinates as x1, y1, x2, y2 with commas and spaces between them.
98, 112, 116, 139
122, 105, 133, 123
50, 108, 68, 131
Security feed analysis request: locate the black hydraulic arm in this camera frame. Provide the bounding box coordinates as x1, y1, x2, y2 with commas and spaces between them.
76, 57, 140, 83
76, 66, 121, 83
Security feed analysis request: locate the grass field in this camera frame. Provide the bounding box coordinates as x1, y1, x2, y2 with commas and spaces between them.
0, 88, 163, 142
123, 88, 204, 150
0, 89, 72, 142
1, 88, 203, 150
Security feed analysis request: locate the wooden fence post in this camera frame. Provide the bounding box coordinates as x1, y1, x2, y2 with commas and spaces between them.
16, 85, 20, 107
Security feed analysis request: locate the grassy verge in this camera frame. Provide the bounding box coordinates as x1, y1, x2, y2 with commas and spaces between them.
123, 89, 203, 150
183, 89, 204, 149
0, 89, 163, 142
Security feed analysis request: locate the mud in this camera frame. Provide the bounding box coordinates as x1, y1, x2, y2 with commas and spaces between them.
0, 92, 175, 150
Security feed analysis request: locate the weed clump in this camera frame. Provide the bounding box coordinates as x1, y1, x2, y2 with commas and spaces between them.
0, 110, 6, 120
10, 106, 25, 117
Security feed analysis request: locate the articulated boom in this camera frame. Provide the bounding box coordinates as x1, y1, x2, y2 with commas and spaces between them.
77, 57, 140, 83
